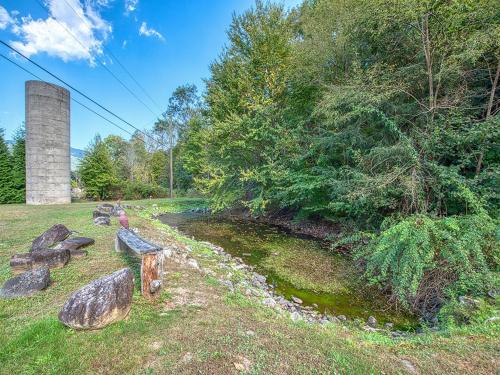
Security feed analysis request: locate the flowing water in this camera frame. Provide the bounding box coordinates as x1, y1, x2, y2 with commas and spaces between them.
160, 212, 416, 329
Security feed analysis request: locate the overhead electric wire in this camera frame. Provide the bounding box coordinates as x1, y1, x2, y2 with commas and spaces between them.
60, 0, 164, 113
0, 52, 140, 141
0, 39, 166, 147
33, 0, 161, 119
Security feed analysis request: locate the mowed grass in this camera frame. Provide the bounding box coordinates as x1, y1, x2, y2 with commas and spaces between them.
0, 199, 498, 375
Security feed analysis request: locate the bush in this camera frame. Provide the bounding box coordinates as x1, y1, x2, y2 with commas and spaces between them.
357, 213, 498, 320
120, 181, 168, 200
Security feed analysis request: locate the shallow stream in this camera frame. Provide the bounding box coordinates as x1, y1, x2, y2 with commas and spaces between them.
160, 212, 416, 329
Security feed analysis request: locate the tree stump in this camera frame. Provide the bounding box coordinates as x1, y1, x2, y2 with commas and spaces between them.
141, 253, 162, 299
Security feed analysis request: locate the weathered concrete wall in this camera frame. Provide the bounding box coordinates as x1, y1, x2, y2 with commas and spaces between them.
25, 81, 71, 205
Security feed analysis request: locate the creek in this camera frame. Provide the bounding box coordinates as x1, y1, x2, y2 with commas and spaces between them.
160, 212, 416, 329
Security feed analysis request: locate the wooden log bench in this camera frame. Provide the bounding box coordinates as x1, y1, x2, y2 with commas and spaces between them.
115, 228, 164, 299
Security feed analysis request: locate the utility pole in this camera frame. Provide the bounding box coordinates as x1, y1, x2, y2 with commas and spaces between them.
169, 118, 173, 198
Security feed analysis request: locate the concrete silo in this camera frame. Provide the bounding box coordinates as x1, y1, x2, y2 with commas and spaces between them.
25, 81, 71, 205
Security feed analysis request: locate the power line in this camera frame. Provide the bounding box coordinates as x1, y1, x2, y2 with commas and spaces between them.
0, 39, 166, 147
60, 0, 164, 113
0, 52, 140, 140
33, 0, 161, 118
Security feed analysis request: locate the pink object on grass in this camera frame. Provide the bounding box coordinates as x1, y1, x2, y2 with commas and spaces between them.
119, 211, 129, 229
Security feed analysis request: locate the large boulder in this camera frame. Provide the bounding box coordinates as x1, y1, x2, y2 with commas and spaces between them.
0, 267, 50, 298
94, 216, 111, 226
97, 204, 114, 213
93, 210, 110, 219
31, 249, 70, 269
55, 237, 95, 255
10, 253, 33, 273
10, 249, 70, 273
31, 224, 71, 252
58, 268, 134, 330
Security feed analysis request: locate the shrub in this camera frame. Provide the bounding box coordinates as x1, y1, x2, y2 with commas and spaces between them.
357, 213, 498, 320
120, 181, 168, 200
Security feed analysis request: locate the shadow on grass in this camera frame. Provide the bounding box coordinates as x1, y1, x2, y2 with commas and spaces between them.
119, 251, 142, 289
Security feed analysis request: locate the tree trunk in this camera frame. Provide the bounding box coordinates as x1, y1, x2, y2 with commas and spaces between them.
141, 253, 161, 299
169, 120, 174, 198
421, 13, 434, 113
475, 59, 500, 176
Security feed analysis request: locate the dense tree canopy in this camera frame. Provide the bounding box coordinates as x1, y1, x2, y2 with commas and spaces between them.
171, 0, 499, 318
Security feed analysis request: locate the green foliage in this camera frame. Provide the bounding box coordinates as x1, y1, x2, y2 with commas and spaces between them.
78, 135, 117, 200
0, 129, 14, 204
10, 127, 25, 203
358, 213, 498, 316
120, 180, 168, 200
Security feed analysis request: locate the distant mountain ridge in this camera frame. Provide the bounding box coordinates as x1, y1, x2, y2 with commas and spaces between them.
6, 140, 84, 171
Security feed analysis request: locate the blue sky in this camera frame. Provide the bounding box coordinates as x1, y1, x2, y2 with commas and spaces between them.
0, 0, 301, 149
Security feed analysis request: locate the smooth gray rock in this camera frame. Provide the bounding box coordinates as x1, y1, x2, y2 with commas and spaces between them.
10, 253, 33, 273
10, 249, 70, 273
59, 268, 134, 330
262, 297, 276, 308
31, 248, 70, 269
291, 296, 303, 304
94, 216, 111, 226
93, 210, 110, 219
367, 316, 377, 327
0, 267, 50, 298
31, 224, 71, 252
55, 237, 95, 252
336, 315, 347, 321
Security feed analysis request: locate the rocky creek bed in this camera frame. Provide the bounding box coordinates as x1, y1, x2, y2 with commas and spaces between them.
158, 211, 418, 334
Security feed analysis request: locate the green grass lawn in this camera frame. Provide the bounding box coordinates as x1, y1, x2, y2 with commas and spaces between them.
0, 199, 498, 374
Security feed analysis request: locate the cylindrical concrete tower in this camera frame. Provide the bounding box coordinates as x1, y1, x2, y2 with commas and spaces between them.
25, 81, 71, 205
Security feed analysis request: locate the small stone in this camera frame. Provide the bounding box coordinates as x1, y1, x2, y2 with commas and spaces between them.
31, 224, 71, 252
245, 330, 255, 336
336, 315, 347, 321
262, 297, 276, 308
187, 258, 199, 269
181, 352, 193, 363
221, 280, 234, 290
234, 356, 252, 372
399, 359, 417, 374
58, 268, 134, 330
150, 280, 162, 294
94, 216, 111, 226
328, 316, 341, 323
290, 311, 302, 321
0, 266, 50, 298
384, 322, 394, 329
70, 249, 88, 258
485, 316, 500, 323
291, 296, 303, 304
487, 289, 499, 299
367, 315, 377, 327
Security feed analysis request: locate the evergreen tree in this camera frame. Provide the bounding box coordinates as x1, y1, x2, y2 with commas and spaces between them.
11, 126, 26, 203
0, 129, 14, 204
78, 135, 116, 200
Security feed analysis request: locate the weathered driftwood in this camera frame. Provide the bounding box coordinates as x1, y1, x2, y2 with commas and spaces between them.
115, 228, 163, 299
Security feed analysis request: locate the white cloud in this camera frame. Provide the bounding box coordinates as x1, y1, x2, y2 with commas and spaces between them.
138, 21, 163, 41
125, 0, 138, 14
122, 40, 127, 48
7, 0, 111, 65
0, 6, 14, 29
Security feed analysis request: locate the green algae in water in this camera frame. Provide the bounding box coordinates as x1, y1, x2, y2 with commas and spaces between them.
160, 212, 417, 330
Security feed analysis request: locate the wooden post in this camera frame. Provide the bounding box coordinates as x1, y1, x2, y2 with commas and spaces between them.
141, 253, 161, 299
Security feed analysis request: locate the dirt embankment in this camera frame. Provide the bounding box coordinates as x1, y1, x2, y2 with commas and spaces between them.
221, 208, 342, 241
